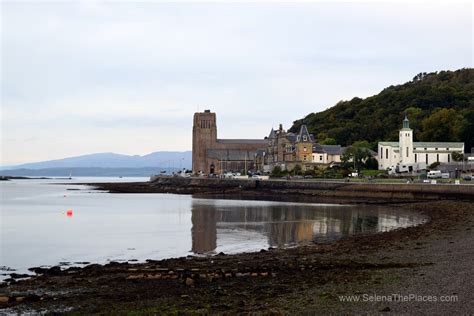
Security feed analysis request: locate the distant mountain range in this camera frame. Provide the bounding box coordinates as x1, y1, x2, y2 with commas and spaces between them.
0, 151, 192, 176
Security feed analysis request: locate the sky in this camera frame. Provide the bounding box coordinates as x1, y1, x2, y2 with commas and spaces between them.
1, 1, 472, 165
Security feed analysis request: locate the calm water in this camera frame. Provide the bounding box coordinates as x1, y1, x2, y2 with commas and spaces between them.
0, 177, 428, 279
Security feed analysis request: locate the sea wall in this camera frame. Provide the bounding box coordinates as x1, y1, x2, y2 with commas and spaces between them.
96, 177, 474, 203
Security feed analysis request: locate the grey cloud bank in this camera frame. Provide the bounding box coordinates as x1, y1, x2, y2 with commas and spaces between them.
1, 2, 472, 165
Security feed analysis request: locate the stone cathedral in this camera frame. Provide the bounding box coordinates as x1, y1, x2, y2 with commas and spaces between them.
192, 110, 267, 174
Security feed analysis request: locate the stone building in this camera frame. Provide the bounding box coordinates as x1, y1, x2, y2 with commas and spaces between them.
263, 124, 344, 171
192, 110, 267, 174
378, 116, 464, 171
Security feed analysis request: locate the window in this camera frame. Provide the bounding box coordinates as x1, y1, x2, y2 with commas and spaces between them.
435, 148, 438, 150
446, 148, 449, 150
437, 154, 439, 162
320, 155, 323, 161
303, 155, 307, 161
303, 135, 307, 141
415, 154, 417, 162
424, 148, 427, 150
386, 148, 388, 159
380, 149, 383, 159
406, 147, 409, 157
448, 154, 450, 163
426, 154, 428, 164
303, 147, 307, 152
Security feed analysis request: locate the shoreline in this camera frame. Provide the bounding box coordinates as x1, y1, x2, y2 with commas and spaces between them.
89, 176, 474, 204
1, 181, 473, 313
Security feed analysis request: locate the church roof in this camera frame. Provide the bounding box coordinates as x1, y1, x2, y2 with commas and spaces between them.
217, 139, 267, 144
379, 142, 399, 147
414, 142, 464, 148
379, 141, 464, 148
207, 149, 259, 160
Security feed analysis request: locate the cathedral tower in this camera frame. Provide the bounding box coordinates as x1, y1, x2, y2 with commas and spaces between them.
192, 110, 217, 173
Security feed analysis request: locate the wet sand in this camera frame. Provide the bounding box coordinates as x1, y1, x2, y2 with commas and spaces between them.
1, 180, 473, 314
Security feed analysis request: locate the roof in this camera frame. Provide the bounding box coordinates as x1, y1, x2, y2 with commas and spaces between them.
207, 149, 259, 161
379, 142, 399, 147
285, 133, 297, 142
367, 149, 377, 156
296, 125, 312, 142
217, 139, 267, 144
255, 149, 266, 157
413, 142, 464, 148
379, 141, 464, 148
312, 143, 324, 153
311, 144, 344, 155
268, 128, 276, 139
321, 145, 344, 155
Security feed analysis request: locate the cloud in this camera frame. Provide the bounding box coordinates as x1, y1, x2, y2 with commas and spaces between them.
1, 1, 472, 165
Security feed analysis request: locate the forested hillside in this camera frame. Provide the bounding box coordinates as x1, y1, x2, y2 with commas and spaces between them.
290, 69, 474, 152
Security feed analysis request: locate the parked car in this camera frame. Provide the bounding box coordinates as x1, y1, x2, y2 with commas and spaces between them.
427, 170, 442, 179
463, 175, 472, 181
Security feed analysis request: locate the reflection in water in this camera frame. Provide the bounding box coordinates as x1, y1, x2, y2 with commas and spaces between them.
190, 200, 427, 254
191, 204, 216, 253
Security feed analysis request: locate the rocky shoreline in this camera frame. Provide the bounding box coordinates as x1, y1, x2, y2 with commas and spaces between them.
91, 176, 474, 203
1, 180, 473, 314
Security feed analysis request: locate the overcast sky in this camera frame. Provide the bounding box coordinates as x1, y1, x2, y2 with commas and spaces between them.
1, 1, 472, 165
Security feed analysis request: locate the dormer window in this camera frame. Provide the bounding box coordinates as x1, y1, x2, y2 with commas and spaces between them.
303, 135, 307, 141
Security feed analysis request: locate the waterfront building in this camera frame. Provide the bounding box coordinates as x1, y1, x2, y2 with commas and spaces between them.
377, 116, 464, 171
262, 124, 345, 171
192, 110, 345, 175
192, 110, 267, 174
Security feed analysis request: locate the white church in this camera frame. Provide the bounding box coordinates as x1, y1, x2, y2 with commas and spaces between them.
378, 116, 464, 172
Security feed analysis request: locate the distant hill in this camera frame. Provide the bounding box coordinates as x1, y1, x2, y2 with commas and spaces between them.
0, 167, 178, 177
0, 151, 192, 171
290, 69, 474, 152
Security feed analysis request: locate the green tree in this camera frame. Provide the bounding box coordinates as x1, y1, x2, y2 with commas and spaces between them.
316, 132, 328, 142
404, 107, 423, 139
321, 137, 337, 145
293, 164, 302, 176
364, 156, 379, 170
418, 108, 463, 142
271, 165, 283, 177
341, 141, 373, 170
288, 69, 474, 148
451, 151, 465, 162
